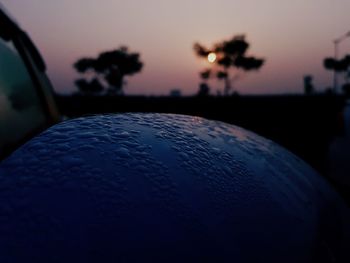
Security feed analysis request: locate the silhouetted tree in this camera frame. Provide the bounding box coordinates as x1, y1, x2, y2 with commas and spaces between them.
324, 55, 350, 93
170, 89, 182, 97
197, 69, 211, 96
194, 35, 264, 95
200, 69, 211, 80
75, 78, 104, 94
74, 46, 143, 95
303, 75, 314, 95
324, 55, 350, 72
197, 83, 210, 96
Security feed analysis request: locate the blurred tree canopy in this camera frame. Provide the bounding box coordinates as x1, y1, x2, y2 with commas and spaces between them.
194, 35, 264, 95
324, 55, 350, 72
324, 55, 350, 93
73, 46, 143, 95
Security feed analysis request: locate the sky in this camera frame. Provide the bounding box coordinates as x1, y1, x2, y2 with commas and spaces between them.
2, 0, 350, 95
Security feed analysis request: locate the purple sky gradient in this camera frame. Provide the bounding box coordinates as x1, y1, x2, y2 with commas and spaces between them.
2, 0, 350, 95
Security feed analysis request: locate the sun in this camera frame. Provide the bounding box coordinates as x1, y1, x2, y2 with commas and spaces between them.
207, 52, 217, 63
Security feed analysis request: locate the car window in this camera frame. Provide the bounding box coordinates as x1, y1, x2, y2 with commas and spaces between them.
0, 32, 46, 156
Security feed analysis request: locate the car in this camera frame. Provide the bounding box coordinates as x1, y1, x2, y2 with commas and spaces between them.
0, 4, 60, 161
0, 4, 349, 262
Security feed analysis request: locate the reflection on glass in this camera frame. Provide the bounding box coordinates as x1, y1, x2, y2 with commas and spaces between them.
0, 36, 45, 155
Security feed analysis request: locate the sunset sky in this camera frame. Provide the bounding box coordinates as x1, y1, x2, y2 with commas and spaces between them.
2, 0, 350, 95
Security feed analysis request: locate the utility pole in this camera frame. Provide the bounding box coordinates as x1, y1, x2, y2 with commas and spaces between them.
333, 31, 350, 93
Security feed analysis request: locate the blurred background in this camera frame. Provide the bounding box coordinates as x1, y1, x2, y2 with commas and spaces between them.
2, 0, 350, 95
